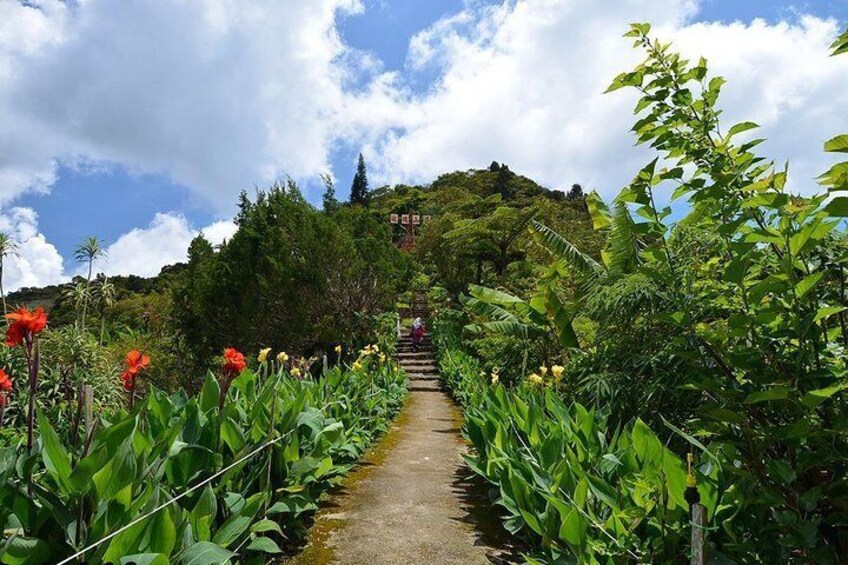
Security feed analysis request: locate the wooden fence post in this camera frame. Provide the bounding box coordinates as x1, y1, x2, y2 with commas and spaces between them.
83, 384, 94, 455
690, 502, 706, 565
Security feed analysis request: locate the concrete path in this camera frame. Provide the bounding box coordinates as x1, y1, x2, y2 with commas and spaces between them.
283, 333, 518, 565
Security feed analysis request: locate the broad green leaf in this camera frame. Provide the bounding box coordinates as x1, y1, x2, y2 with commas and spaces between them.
824, 134, 848, 153
531, 222, 602, 274
212, 493, 264, 548
250, 519, 283, 535
814, 306, 846, 323
795, 272, 824, 300
801, 382, 848, 409
744, 386, 790, 404
825, 197, 848, 217
0, 537, 52, 565
199, 372, 220, 413
120, 554, 169, 565
586, 191, 612, 230
632, 419, 663, 466
37, 411, 74, 493
832, 29, 848, 55
179, 542, 235, 565
246, 536, 281, 554
190, 485, 218, 542
766, 459, 796, 485
727, 121, 759, 138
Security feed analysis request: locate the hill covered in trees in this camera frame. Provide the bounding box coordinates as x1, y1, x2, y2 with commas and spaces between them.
5, 164, 599, 391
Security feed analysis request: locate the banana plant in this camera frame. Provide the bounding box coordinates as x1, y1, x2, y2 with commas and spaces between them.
459, 283, 578, 376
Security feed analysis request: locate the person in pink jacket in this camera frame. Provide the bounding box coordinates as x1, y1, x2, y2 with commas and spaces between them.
410, 317, 425, 352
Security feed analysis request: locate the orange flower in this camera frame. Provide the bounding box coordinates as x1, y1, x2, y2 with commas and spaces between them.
222, 348, 246, 378
5, 307, 48, 347
120, 350, 150, 391
0, 369, 11, 406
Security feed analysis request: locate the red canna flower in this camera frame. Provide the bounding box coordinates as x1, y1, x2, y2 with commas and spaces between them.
4, 307, 48, 347
222, 348, 246, 379
120, 350, 150, 392
0, 369, 11, 405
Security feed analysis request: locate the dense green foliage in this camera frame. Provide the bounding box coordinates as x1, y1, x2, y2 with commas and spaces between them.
0, 354, 405, 563
437, 343, 717, 563
172, 182, 412, 384
434, 23, 848, 564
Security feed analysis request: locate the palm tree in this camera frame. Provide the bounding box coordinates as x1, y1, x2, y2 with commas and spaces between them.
0, 232, 19, 316
92, 275, 117, 345
73, 237, 106, 331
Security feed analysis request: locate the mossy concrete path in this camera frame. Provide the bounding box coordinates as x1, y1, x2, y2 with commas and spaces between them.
284, 333, 518, 565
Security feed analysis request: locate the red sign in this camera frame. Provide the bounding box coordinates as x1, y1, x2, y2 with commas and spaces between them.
390, 214, 399, 224
401, 214, 410, 225
412, 214, 420, 225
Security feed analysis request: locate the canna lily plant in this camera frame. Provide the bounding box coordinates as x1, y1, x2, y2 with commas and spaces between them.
219, 347, 246, 410
4, 306, 47, 451
0, 368, 11, 429
120, 350, 150, 410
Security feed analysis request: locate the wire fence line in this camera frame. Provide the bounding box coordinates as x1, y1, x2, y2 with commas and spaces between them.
56, 434, 286, 565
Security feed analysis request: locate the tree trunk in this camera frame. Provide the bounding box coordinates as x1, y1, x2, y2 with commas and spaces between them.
80, 261, 92, 330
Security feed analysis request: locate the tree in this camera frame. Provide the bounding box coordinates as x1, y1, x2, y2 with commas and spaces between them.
92, 275, 117, 345
0, 232, 18, 316
73, 236, 106, 331
350, 153, 370, 206
566, 183, 584, 200
494, 163, 512, 200
321, 173, 339, 212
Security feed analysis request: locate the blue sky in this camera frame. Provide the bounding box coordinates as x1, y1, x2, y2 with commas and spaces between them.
2, 0, 847, 288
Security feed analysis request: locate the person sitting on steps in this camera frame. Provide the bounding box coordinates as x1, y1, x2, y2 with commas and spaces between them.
410, 317, 425, 352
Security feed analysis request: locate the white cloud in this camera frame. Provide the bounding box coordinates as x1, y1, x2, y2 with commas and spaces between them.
0, 209, 236, 292
0, 208, 65, 292
0, 0, 364, 207
93, 213, 237, 278
353, 1, 848, 198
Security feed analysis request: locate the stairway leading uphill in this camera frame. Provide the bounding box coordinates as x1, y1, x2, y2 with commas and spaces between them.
396, 328, 439, 392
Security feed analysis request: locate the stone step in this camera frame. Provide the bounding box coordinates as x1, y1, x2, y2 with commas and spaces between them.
405, 374, 439, 380
408, 384, 441, 392
396, 354, 434, 360
401, 365, 437, 372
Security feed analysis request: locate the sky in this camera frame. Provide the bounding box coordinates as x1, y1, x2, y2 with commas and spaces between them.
1, 0, 847, 291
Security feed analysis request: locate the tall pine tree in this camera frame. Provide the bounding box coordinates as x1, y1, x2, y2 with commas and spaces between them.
349, 153, 369, 206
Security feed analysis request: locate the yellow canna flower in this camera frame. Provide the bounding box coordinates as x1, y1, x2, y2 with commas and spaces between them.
372, 344, 380, 353
527, 373, 543, 386
353, 361, 362, 371
539, 366, 548, 376
290, 367, 301, 378
335, 345, 343, 354
491, 373, 499, 385
551, 365, 565, 380
491, 366, 500, 374
258, 348, 271, 363
277, 351, 289, 363
379, 353, 387, 363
